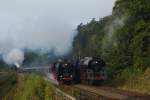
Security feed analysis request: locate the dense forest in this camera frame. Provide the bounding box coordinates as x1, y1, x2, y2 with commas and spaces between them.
73, 0, 150, 86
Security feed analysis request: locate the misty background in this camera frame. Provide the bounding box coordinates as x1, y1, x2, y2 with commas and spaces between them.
0, 0, 116, 66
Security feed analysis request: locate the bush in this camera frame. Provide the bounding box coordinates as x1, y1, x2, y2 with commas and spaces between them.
121, 68, 150, 94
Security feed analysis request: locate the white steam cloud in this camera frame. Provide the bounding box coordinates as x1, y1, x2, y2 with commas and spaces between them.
0, 16, 75, 66
0, 17, 74, 55
102, 17, 127, 49
106, 17, 126, 41
3, 49, 24, 68
0, 0, 116, 65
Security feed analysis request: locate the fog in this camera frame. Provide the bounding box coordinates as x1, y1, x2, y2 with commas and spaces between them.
0, 0, 116, 56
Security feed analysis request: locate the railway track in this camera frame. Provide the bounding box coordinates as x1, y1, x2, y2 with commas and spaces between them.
18, 67, 150, 100
54, 88, 76, 100
74, 85, 127, 100
22, 66, 149, 100
55, 84, 150, 100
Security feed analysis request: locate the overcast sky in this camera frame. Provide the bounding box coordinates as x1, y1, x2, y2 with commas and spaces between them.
0, 0, 116, 55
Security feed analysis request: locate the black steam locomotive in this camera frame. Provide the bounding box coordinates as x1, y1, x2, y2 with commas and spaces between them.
52, 59, 74, 84
78, 57, 106, 85
51, 56, 106, 85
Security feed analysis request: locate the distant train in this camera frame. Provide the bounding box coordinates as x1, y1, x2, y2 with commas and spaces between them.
51, 56, 107, 85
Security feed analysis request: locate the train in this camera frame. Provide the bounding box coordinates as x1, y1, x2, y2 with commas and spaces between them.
52, 59, 74, 84
51, 56, 107, 85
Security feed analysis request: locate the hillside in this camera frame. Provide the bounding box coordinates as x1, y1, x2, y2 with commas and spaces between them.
72, 0, 150, 93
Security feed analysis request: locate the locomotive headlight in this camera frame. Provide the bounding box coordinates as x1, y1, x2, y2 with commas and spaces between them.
70, 75, 72, 78
60, 75, 63, 78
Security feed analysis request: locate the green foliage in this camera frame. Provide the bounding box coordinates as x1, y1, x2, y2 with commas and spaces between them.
1, 74, 54, 100
23, 52, 38, 65
23, 51, 53, 66
0, 60, 10, 71
13, 74, 54, 100
121, 68, 150, 94
0, 73, 17, 99
72, 0, 150, 85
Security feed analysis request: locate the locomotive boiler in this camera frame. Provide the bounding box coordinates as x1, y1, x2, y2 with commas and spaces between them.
77, 56, 106, 85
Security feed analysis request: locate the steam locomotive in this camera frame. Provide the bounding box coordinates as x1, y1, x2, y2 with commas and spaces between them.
52, 59, 74, 84
78, 57, 106, 85
51, 56, 106, 85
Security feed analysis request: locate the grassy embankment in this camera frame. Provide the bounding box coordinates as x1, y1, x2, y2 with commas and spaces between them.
0, 72, 55, 100
118, 68, 150, 95
0, 72, 17, 99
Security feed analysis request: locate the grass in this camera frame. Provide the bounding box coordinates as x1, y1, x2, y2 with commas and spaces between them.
14, 74, 54, 100
1, 73, 55, 100
119, 68, 150, 95
0, 72, 17, 99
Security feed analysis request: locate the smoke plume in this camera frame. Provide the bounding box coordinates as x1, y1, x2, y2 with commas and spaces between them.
0, 0, 116, 65
3, 49, 24, 68
102, 17, 126, 49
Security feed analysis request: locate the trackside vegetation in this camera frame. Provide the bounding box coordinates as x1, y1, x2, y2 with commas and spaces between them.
1, 73, 55, 100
